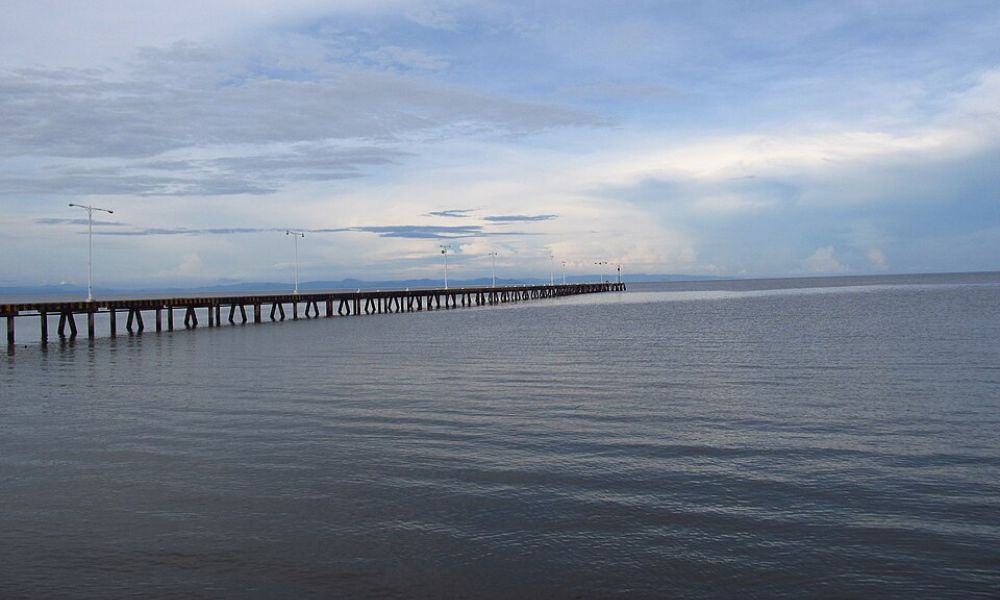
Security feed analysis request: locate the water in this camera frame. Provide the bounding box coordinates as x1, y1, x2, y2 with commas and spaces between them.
2, 274, 999, 598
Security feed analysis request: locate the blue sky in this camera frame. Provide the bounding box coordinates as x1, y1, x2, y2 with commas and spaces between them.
1, 0, 998, 287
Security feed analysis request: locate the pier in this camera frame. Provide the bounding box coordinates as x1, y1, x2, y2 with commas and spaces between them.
2, 282, 625, 347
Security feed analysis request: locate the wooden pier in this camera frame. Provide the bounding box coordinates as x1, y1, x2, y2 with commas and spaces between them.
2, 282, 625, 347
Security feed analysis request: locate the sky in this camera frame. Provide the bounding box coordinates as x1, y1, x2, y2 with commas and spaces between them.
1, 0, 998, 288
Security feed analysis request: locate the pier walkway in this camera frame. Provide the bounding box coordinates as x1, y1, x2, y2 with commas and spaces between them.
2, 282, 625, 346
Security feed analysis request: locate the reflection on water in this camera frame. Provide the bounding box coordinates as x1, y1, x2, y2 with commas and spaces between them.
2, 274, 1000, 598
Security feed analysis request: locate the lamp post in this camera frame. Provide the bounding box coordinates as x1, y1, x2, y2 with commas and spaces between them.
440, 245, 451, 289
561, 260, 567, 285
549, 253, 555, 286
488, 250, 498, 288
286, 230, 305, 294
594, 260, 608, 283
68, 203, 114, 302
616, 263, 622, 284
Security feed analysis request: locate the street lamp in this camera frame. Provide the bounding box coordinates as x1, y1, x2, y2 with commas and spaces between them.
594, 260, 608, 283
286, 230, 305, 294
68, 202, 114, 302
549, 253, 555, 286
616, 263, 622, 284
488, 250, 499, 288
561, 260, 567, 285
440, 244, 451, 289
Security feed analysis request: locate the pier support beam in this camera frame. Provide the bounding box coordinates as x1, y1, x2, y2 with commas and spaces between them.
126, 309, 144, 333
109, 309, 116, 337
270, 303, 285, 321
254, 303, 261, 323
40, 311, 47, 344
230, 304, 247, 324
87, 309, 95, 339
6, 315, 13, 346
58, 312, 78, 338
155, 309, 162, 332
167, 308, 174, 331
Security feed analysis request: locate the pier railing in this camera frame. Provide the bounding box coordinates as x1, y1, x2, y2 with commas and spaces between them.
2, 282, 626, 346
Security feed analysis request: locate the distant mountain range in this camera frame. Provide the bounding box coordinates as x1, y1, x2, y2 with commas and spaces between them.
0, 273, 724, 298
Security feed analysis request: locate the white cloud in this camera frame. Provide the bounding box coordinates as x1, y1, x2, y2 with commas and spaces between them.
572, 67, 1000, 210
804, 246, 846, 273
867, 248, 889, 270
158, 253, 203, 278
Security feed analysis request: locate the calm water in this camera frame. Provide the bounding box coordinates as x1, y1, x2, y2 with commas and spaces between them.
2, 274, 999, 598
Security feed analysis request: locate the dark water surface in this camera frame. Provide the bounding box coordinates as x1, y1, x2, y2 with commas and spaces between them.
3, 274, 999, 598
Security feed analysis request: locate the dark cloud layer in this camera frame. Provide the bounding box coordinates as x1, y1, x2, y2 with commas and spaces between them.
36, 217, 126, 227
483, 214, 557, 222
425, 209, 478, 218
39, 221, 532, 240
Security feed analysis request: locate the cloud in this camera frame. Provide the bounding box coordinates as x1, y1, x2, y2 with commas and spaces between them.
843, 221, 890, 271
867, 248, 888, 270
2, 3, 999, 284
401, 4, 462, 31
158, 252, 204, 277
0, 39, 599, 197
483, 214, 557, 222
5, 44, 598, 156
329, 225, 484, 239
305, 224, 539, 239
47, 222, 535, 240
35, 217, 125, 227
425, 209, 478, 218
804, 246, 846, 273
559, 81, 677, 99
94, 227, 277, 236
362, 46, 449, 71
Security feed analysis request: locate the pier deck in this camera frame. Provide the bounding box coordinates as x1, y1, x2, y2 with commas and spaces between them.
2, 282, 625, 346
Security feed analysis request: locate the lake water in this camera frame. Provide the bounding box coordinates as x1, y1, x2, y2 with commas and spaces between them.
2, 273, 999, 598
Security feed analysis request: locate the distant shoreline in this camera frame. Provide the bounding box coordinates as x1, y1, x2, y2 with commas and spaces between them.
3, 270, 998, 300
